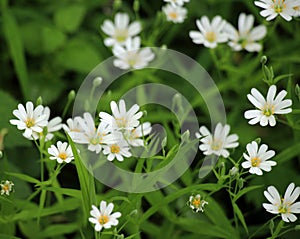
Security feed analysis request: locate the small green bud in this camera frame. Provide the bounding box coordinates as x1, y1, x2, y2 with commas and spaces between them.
295, 84, 300, 101
133, 0, 140, 12
181, 130, 190, 143
36, 96, 43, 106
261, 55, 268, 65
93, 77, 103, 87
229, 166, 239, 177
68, 90, 76, 101
114, 0, 122, 9
254, 138, 261, 144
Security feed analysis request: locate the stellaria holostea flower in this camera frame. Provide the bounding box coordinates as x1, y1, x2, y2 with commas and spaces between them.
242, 141, 276, 175
244, 85, 292, 127
189, 16, 228, 48
89, 200, 121, 231
225, 13, 267, 52
263, 183, 300, 222
101, 13, 141, 47
196, 123, 239, 158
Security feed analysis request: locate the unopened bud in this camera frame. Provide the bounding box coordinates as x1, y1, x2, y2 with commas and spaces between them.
68, 90, 76, 101
295, 84, 300, 101
261, 55, 268, 65
133, 0, 140, 12
93, 77, 103, 87
114, 0, 122, 9
36, 96, 43, 106
229, 166, 239, 176
181, 130, 190, 143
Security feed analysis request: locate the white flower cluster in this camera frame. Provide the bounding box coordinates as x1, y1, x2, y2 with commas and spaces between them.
10, 101, 62, 141
190, 13, 267, 52
67, 99, 151, 162
101, 13, 154, 70
10, 101, 74, 164
162, 0, 189, 23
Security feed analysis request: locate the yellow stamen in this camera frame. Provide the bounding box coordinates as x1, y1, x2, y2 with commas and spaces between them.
115, 29, 128, 43
98, 215, 109, 225
205, 31, 216, 43
111, 144, 120, 154
192, 198, 201, 207
25, 118, 35, 128
58, 152, 67, 160
169, 12, 178, 19
262, 104, 275, 117
251, 157, 261, 167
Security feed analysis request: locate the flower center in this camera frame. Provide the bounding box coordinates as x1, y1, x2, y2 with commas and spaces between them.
211, 139, 223, 151
58, 152, 67, 160
25, 118, 35, 128
111, 144, 120, 154
98, 215, 109, 225
205, 31, 216, 43
192, 198, 201, 207
278, 202, 290, 214
169, 12, 178, 20
273, 0, 286, 13
2, 185, 9, 191
262, 104, 275, 117
251, 157, 261, 167
115, 29, 128, 43
116, 117, 127, 128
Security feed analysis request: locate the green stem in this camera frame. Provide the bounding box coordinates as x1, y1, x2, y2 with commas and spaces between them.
209, 49, 223, 80
248, 215, 279, 239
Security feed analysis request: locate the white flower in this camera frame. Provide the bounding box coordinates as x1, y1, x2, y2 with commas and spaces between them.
196, 123, 239, 158
188, 194, 208, 213
89, 200, 121, 231
164, 0, 189, 6
0, 180, 14, 196
102, 140, 132, 162
48, 141, 74, 163
123, 122, 152, 147
101, 12, 141, 47
224, 13, 267, 52
242, 141, 276, 175
162, 4, 187, 23
10, 101, 48, 139
62, 117, 84, 133
69, 113, 115, 154
112, 37, 155, 70
189, 16, 228, 48
244, 85, 292, 127
254, 0, 300, 21
263, 183, 300, 222
99, 99, 143, 132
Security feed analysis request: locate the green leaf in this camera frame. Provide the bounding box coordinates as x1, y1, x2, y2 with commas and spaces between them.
55, 38, 101, 73
66, 132, 97, 226
0, 234, 22, 239
46, 187, 81, 199
36, 223, 79, 238
274, 142, 300, 164
54, 4, 86, 33
5, 172, 41, 184
233, 203, 248, 234
41, 26, 66, 53
233, 185, 263, 202
2, 6, 29, 99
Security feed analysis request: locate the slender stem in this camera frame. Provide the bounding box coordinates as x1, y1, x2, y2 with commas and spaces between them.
209, 49, 222, 80
249, 216, 279, 239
